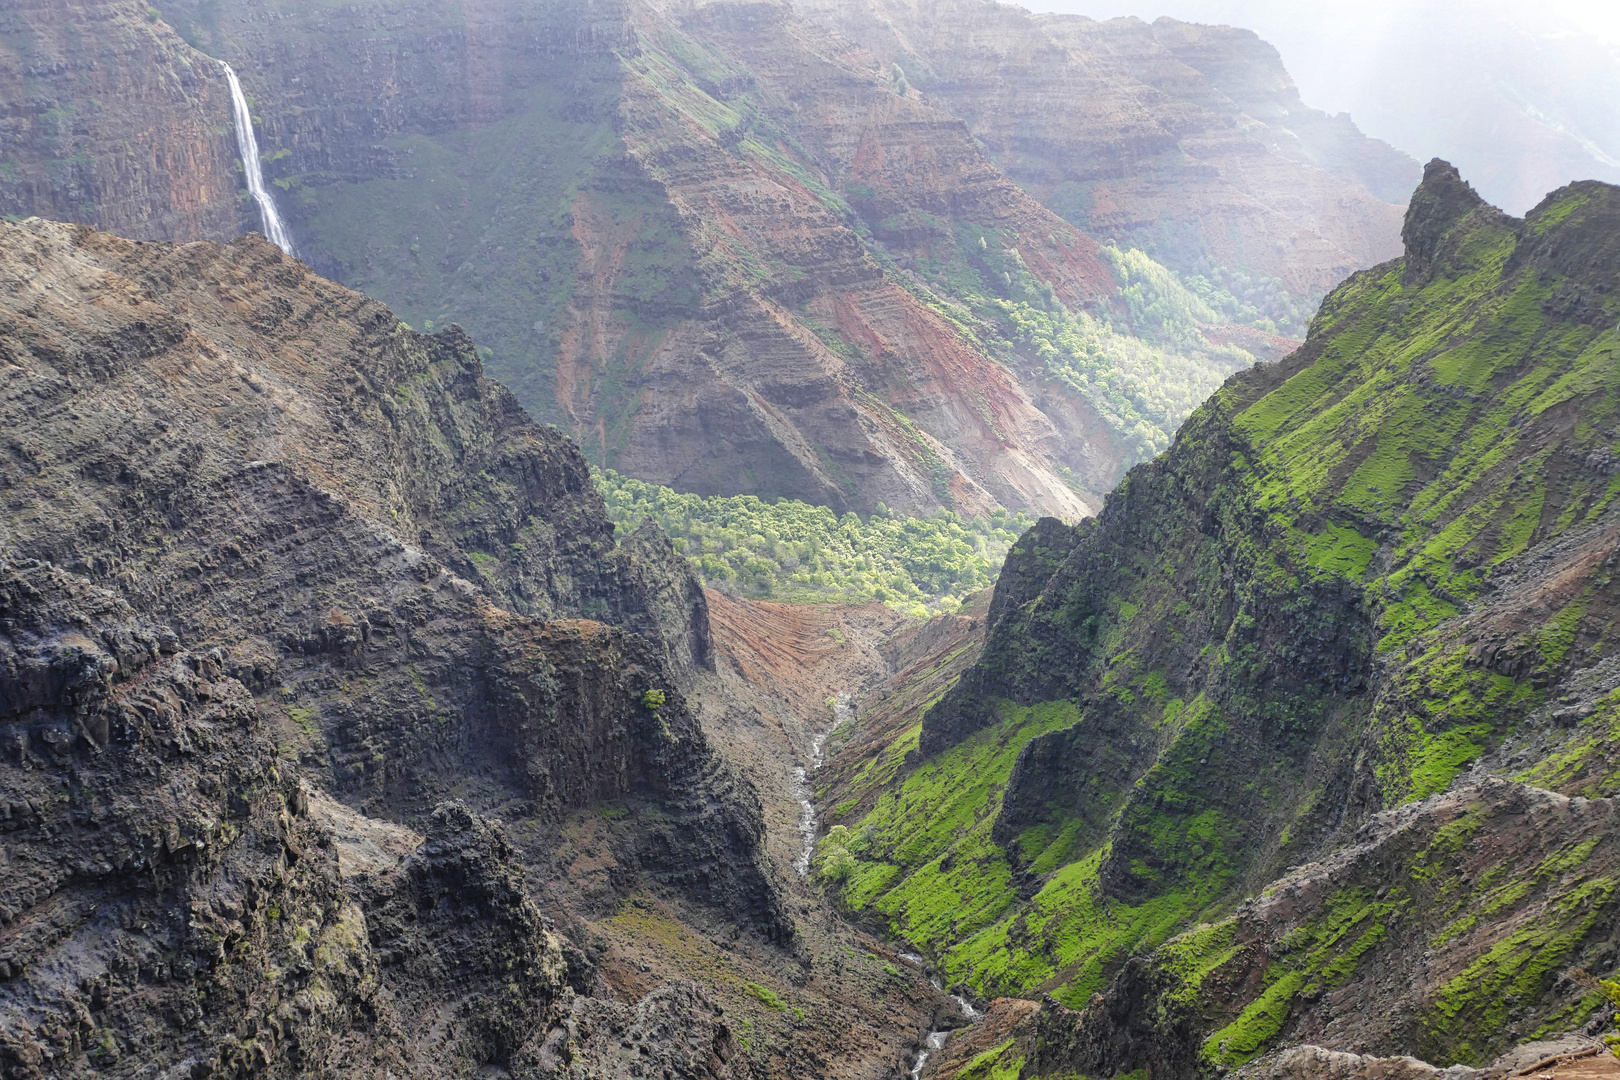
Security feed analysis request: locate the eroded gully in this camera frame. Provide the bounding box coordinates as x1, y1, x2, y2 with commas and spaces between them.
793, 692, 983, 1078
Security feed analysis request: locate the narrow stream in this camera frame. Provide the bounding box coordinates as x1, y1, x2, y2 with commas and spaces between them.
910, 1030, 948, 1080
794, 692, 853, 876
795, 697, 982, 1075
901, 954, 984, 1079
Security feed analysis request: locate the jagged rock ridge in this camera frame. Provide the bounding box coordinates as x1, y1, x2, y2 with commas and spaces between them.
818, 163, 1620, 1076
0, 219, 789, 1077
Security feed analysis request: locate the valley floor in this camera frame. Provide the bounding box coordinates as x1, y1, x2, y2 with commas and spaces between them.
542, 589, 985, 1078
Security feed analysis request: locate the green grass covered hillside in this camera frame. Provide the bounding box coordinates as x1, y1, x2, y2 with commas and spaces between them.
815, 167, 1620, 1072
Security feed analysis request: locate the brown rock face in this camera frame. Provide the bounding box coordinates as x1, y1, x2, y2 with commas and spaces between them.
0, 0, 241, 242
10, 0, 1394, 518
147, 0, 1121, 516
792, 0, 1416, 296
608, 0, 1123, 516
0, 0, 1413, 519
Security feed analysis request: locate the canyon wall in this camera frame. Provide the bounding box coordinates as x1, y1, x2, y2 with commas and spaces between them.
821, 165, 1620, 1074
793, 0, 1417, 297
0, 0, 242, 242
0, 219, 789, 1076
3, 0, 1414, 518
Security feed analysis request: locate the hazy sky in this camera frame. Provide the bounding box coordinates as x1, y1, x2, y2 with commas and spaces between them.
1019, 0, 1620, 212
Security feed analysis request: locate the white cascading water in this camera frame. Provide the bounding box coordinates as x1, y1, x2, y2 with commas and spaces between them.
221, 62, 295, 255
794, 692, 853, 876
898, 953, 983, 1080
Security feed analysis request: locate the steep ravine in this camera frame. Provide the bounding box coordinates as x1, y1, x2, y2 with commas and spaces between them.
7, 6, 1616, 1073
0, 219, 961, 1079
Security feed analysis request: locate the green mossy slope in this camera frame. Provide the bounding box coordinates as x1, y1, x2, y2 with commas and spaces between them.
821, 163, 1620, 1070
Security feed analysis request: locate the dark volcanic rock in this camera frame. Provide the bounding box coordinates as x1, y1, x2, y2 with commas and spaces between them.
0, 218, 790, 1077
1401, 158, 1497, 283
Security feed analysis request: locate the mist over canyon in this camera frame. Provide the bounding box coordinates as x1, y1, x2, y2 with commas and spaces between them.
1, 2, 1619, 1080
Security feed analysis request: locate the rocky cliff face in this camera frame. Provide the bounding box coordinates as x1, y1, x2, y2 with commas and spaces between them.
792, 0, 1416, 299
0, 0, 242, 242
4, 0, 1408, 519
820, 164, 1620, 1074
0, 219, 797, 1076
141, 0, 1139, 517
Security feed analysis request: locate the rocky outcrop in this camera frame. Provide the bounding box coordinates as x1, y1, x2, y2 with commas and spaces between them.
1401, 158, 1501, 283
558, 983, 749, 1080
1031, 779, 1620, 1078
0, 0, 241, 242
0, 218, 792, 1076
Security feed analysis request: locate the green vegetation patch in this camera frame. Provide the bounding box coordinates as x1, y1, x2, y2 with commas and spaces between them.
745, 982, 786, 1010
1203, 970, 1306, 1068
822, 699, 1235, 1005
1420, 877, 1616, 1065
955, 1039, 1025, 1080
946, 848, 1210, 1006
828, 699, 1079, 948
1301, 522, 1378, 579
906, 223, 1259, 460
595, 469, 1033, 615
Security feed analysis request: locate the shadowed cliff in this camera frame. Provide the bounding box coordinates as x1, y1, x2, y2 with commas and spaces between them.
0, 218, 793, 1077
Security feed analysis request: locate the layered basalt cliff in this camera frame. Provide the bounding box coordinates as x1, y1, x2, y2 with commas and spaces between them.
6, 0, 1411, 519
792, 0, 1416, 299
141, 0, 1139, 517
0, 219, 796, 1076
0, 0, 242, 242
820, 164, 1620, 1074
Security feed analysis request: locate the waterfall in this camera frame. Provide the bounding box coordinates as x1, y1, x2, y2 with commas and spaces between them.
221, 62, 295, 255
899, 953, 984, 1080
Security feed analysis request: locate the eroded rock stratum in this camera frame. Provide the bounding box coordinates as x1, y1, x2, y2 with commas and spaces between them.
0, 219, 812, 1077
1, 0, 1415, 519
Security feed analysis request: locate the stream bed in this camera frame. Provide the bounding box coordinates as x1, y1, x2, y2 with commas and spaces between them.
794, 692, 853, 876
901, 953, 984, 1079
791, 692, 982, 1076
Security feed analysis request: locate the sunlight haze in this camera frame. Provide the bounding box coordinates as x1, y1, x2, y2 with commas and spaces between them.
1023, 0, 1620, 212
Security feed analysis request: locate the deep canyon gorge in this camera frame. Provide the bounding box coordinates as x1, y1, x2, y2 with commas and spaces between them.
2, 1, 1620, 1079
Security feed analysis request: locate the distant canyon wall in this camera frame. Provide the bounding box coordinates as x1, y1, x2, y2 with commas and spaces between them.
0, 0, 1416, 519
0, 0, 242, 242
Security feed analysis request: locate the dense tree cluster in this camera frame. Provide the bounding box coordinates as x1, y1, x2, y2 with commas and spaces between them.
988, 295, 1250, 458
595, 470, 1035, 615
1182, 264, 1319, 337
